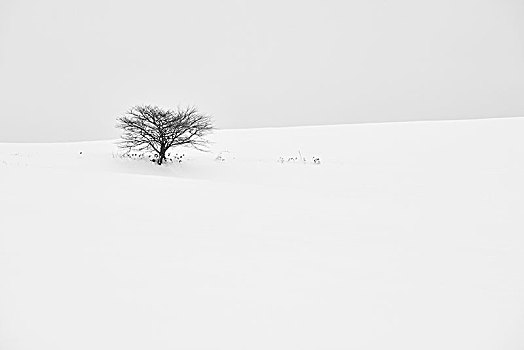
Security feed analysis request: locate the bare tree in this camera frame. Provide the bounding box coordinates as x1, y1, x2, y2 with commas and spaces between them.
117, 105, 213, 165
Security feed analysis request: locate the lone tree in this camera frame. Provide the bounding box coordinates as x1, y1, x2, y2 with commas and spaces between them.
117, 105, 213, 165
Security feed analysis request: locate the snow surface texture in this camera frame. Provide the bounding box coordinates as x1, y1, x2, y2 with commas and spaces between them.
1, 118, 523, 350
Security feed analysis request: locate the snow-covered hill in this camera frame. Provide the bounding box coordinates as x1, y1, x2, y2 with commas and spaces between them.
1, 118, 523, 349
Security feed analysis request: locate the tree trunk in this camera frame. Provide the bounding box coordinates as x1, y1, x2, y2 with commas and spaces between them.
157, 147, 166, 165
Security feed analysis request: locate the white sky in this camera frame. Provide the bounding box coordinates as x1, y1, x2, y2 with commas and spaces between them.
1, 0, 523, 141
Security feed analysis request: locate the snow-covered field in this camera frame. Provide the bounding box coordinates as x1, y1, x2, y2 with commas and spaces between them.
1, 118, 523, 349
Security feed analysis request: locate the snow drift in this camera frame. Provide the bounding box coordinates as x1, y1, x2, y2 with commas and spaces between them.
1, 118, 523, 349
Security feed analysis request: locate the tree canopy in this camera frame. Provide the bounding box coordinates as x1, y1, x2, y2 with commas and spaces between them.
117, 105, 213, 165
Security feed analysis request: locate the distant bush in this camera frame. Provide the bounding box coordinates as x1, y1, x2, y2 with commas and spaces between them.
278, 152, 321, 165
215, 151, 235, 162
